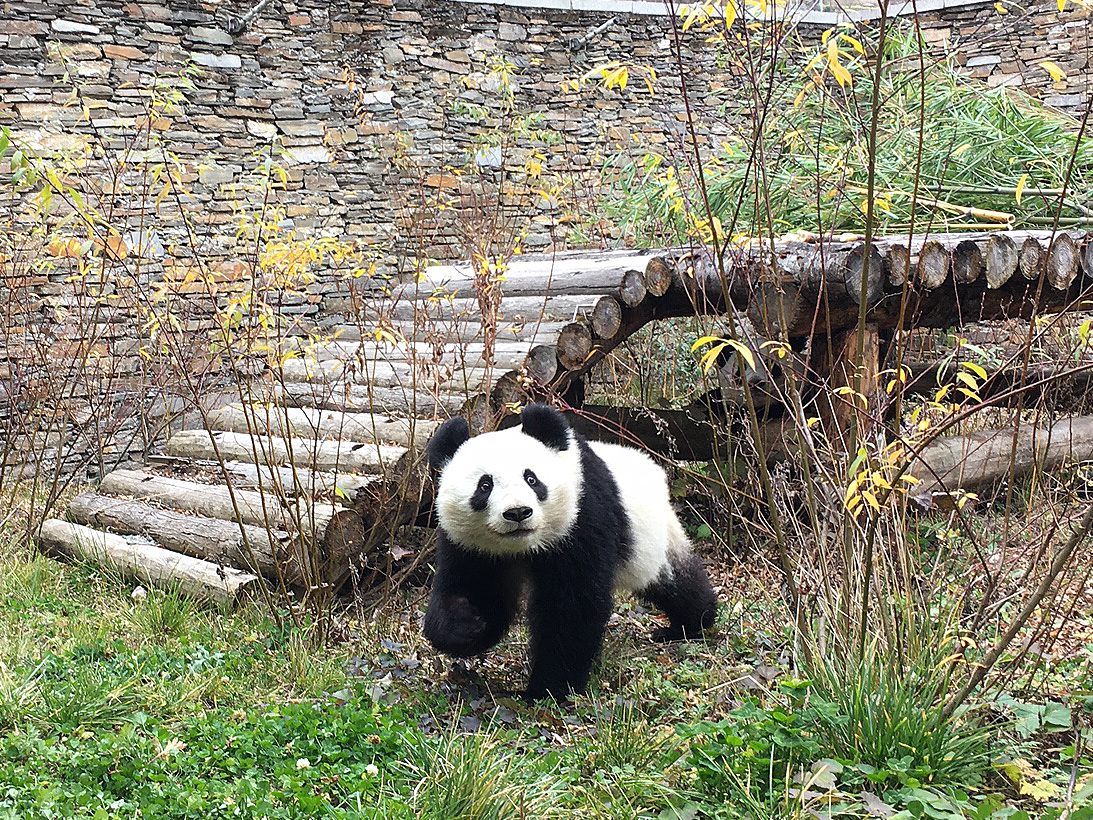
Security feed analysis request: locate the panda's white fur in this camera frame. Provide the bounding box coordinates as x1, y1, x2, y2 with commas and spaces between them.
435, 425, 583, 556
434, 423, 686, 593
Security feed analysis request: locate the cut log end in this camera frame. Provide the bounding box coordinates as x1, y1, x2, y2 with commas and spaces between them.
525, 344, 559, 384
1047, 233, 1079, 289
885, 244, 910, 287
1019, 236, 1046, 281
984, 234, 1019, 289
844, 243, 884, 306
590, 296, 623, 339
557, 321, 593, 370
952, 239, 983, 285
917, 240, 951, 289
619, 269, 648, 307
643, 257, 673, 297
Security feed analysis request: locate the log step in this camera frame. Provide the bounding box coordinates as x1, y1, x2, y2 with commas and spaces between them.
67, 491, 293, 579
206, 404, 439, 448
39, 519, 259, 605
99, 468, 338, 536
276, 381, 472, 418
165, 429, 409, 476
277, 357, 491, 392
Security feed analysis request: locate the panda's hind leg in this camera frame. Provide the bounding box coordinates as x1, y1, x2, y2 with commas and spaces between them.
639, 550, 718, 642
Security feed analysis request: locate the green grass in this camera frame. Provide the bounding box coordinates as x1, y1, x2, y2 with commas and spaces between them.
0, 531, 1089, 819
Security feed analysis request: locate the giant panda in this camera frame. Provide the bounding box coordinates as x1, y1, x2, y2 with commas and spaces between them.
423, 403, 718, 701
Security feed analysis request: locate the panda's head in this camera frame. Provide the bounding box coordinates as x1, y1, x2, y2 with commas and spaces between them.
427, 404, 582, 555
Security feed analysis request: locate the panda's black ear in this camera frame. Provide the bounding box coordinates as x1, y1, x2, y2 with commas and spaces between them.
520, 403, 570, 451
427, 417, 470, 470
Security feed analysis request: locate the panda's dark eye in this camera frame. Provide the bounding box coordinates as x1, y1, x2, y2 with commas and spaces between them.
477, 475, 493, 493
524, 470, 538, 487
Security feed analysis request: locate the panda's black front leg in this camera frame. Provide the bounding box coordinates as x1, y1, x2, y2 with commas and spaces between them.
424, 532, 522, 658
524, 551, 615, 701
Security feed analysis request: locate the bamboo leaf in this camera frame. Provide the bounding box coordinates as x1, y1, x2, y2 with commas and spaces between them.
691, 334, 724, 353
1015, 172, 1029, 204
1040, 60, 1067, 83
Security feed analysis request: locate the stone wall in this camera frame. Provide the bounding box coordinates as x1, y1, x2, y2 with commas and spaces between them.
0, 0, 1089, 477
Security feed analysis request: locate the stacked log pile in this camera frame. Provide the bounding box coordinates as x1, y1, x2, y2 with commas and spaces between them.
41, 231, 1093, 601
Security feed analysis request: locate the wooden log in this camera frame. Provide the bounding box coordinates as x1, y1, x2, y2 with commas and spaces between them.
68, 492, 293, 579
984, 234, 1019, 289
643, 256, 673, 297
277, 357, 491, 393
747, 280, 801, 338
917, 240, 951, 289
591, 296, 623, 339
526, 344, 559, 384
619, 269, 647, 307
100, 468, 336, 536
557, 321, 593, 370
146, 456, 378, 499
1047, 233, 1080, 289
166, 429, 409, 476
844, 243, 884, 305
1019, 236, 1045, 280
909, 415, 1093, 496
331, 320, 570, 346
812, 323, 881, 450
1082, 237, 1093, 278
39, 519, 258, 605
885, 243, 910, 287
214, 461, 376, 498
330, 294, 602, 324
288, 338, 541, 370
388, 250, 659, 300
277, 381, 476, 418
206, 404, 437, 448
952, 239, 983, 284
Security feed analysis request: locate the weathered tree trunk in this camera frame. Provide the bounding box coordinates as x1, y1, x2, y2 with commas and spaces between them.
165, 429, 409, 476
39, 519, 259, 604
909, 415, 1093, 495
206, 404, 437, 449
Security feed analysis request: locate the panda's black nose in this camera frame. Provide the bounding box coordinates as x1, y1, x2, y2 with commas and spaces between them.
503, 505, 533, 523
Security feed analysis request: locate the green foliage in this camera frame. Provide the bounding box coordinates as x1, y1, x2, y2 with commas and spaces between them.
595, 28, 1093, 242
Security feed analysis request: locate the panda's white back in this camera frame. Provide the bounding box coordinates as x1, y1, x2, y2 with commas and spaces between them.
587, 440, 686, 593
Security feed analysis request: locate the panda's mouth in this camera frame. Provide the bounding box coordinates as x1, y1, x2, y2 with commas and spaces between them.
496, 526, 535, 538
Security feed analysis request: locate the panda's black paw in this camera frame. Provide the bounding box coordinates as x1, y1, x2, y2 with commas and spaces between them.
424, 596, 491, 657
651, 625, 686, 643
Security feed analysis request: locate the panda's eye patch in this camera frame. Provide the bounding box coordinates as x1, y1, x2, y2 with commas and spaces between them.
524, 469, 548, 502
470, 474, 493, 512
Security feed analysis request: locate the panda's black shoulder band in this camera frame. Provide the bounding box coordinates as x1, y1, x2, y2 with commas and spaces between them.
520, 403, 570, 451
427, 416, 470, 469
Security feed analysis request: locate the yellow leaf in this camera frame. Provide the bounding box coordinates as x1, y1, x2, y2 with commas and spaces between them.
956, 371, 979, 390
699, 342, 729, 374
862, 490, 881, 511
1058, 0, 1066, 10
827, 39, 852, 87
962, 361, 988, 380
994, 1, 1008, 12
1040, 60, 1067, 83
691, 334, 724, 353
723, 0, 737, 29
726, 339, 756, 370
1015, 173, 1029, 204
